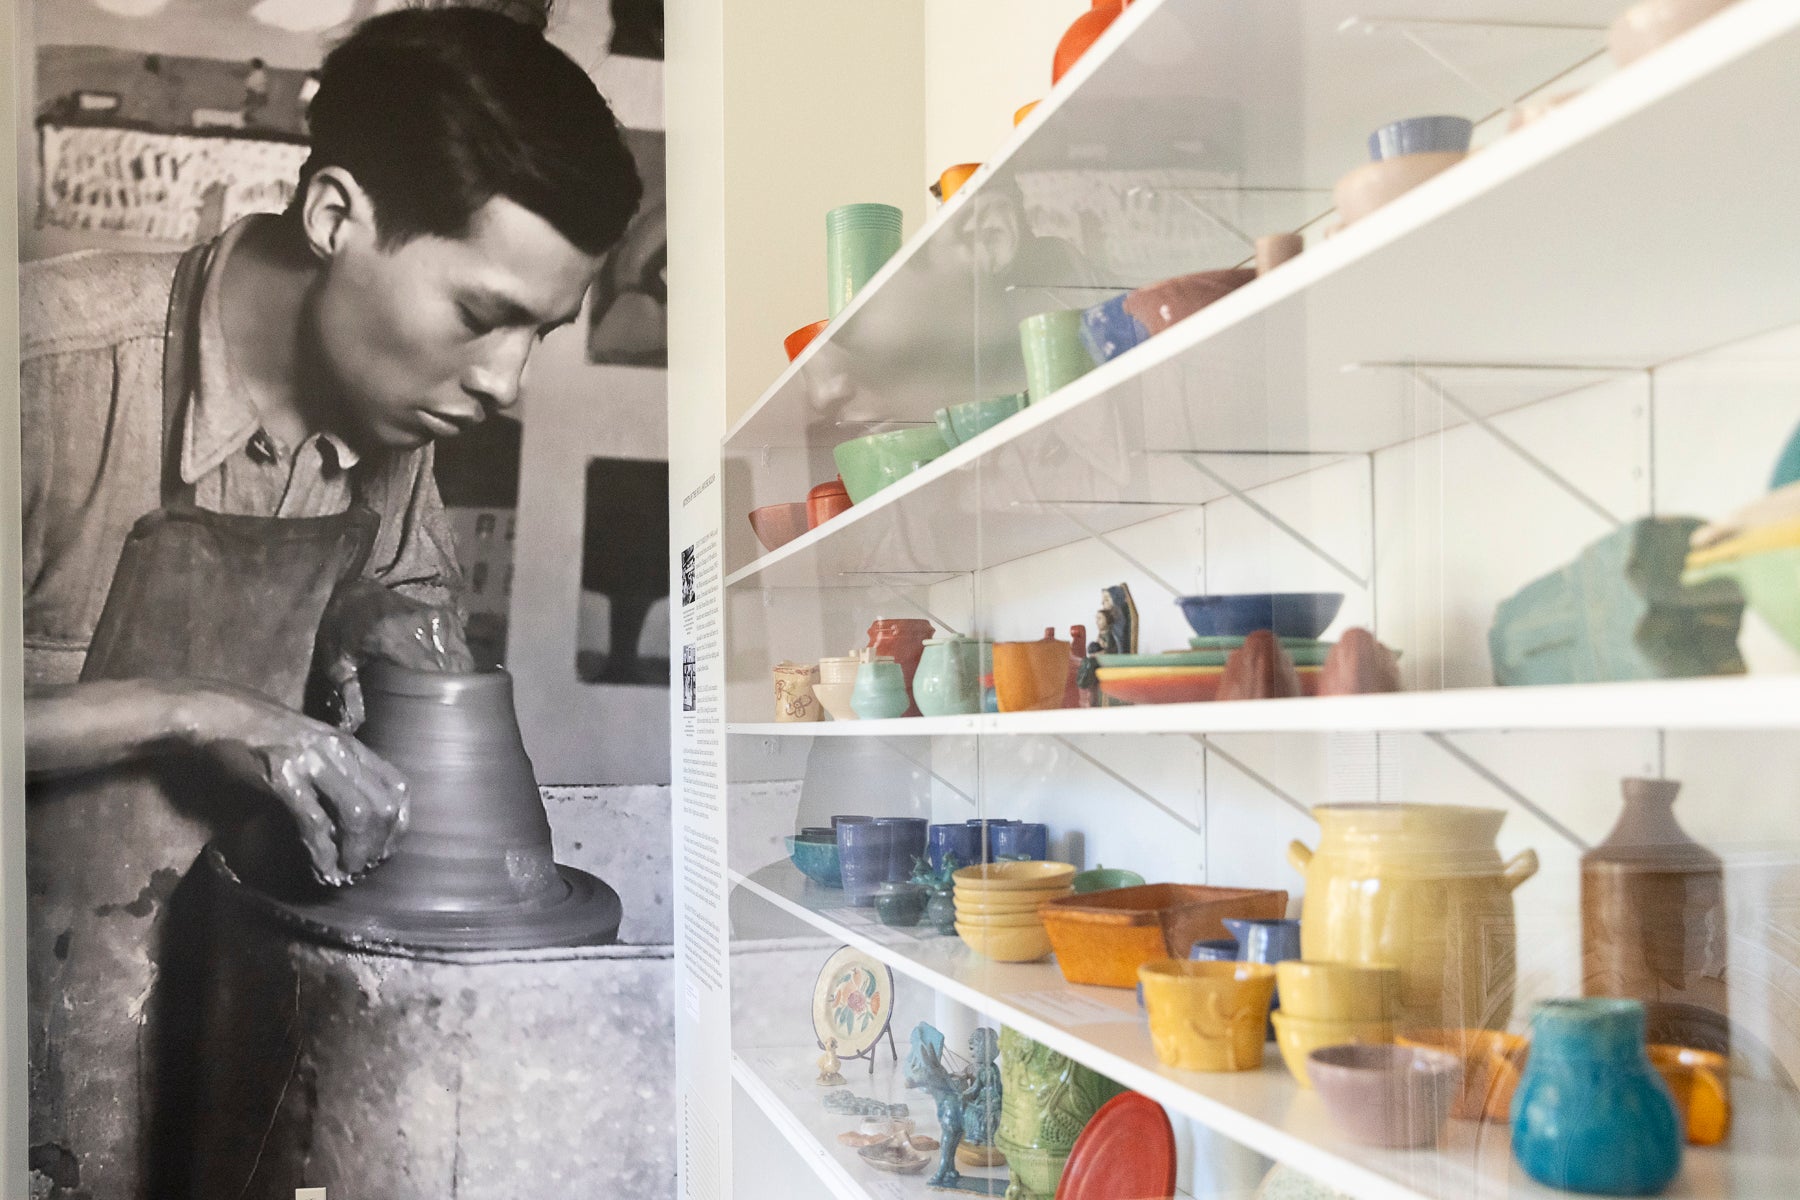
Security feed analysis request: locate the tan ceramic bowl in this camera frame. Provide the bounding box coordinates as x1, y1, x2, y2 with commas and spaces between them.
952, 909, 1045, 929
953, 888, 1072, 916
1333, 151, 1466, 227
1275, 961, 1400, 1023
956, 920, 1053, 962
1271, 1011, 1395, 1089
952, 861, 1077, 893
1609, 0, 1737, 66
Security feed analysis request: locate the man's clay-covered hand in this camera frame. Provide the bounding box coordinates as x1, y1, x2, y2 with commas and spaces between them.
189, 684, 410, 885
317, 578, 475, 730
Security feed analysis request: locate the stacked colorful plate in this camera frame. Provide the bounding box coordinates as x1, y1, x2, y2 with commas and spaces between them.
1095, 642, 1330, 705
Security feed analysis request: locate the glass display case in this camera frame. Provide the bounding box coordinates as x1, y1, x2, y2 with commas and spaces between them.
683, 2, 1800, 1197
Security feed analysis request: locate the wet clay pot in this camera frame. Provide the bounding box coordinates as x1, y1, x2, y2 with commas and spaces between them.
267, 663, 620, 951
1290, 805, 1537, 1030
867, 618, 936, 717
1219, 630, 1302, 701
1582, 778, 1728, 1048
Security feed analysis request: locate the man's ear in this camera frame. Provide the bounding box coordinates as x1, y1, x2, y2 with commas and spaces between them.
298, 166, 370, 262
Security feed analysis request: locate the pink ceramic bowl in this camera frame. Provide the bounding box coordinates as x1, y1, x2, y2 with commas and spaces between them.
1333, 151, 1465, 227
748, 503, 809, 552
1309, 1044, 1462, 1148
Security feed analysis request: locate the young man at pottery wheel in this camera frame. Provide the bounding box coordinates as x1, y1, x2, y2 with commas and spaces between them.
17, 9, 642, 1196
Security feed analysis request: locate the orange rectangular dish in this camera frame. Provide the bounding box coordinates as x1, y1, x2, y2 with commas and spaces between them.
1040, 884, 1289, 988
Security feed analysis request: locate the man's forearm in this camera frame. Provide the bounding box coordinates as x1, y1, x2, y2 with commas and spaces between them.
23, 679, 206, 778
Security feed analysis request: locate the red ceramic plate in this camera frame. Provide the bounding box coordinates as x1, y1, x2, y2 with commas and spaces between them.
1055, 1091, 1175, 1200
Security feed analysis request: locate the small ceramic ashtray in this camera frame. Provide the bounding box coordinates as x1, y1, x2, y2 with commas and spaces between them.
1368, 115, 1473, 161
1308, 1044, 1462, 1148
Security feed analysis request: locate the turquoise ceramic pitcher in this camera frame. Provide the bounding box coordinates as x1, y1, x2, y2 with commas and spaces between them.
913, 637, 981, 716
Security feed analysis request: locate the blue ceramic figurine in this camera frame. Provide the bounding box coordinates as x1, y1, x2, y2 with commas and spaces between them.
905, 1023, 967, 1187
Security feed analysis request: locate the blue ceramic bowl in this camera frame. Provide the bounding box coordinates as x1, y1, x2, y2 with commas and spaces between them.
1174, 593, 1344, 639
785, 836, 842, 888
1079, 292, 1148, 365
1368, 115, 1473, 161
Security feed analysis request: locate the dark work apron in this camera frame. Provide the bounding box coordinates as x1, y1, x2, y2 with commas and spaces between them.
26, 244, 379, 1199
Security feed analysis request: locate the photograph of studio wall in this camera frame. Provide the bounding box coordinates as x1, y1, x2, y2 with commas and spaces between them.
11, 2, 676, 1198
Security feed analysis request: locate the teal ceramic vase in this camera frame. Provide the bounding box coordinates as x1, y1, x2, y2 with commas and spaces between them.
850, 658, 909, 720
1512, 998, 1682, 1196
914, 637, 981, 716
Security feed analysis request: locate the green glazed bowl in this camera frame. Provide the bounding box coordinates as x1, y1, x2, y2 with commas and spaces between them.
1101, 646, 1333, 669
1684, 545, 1800, 651
1071, 866, 1147, 893
833, 426, 951, 503
934, 393, 1028, 447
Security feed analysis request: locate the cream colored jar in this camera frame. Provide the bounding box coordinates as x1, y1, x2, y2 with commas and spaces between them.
1289, 805, 1538, 1031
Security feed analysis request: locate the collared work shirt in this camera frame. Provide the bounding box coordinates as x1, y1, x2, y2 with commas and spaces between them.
19, 219, 464, 687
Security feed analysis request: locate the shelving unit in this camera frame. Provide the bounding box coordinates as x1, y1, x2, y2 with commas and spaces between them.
689, 1, 1800, 1197
734, 864, 1797, 1200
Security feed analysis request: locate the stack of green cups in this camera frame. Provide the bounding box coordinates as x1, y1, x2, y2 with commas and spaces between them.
826, 203, 904, 317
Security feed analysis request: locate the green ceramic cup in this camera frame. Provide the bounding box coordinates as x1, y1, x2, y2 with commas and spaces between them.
1020, 310, 1095, 403
826, 203, 904, 317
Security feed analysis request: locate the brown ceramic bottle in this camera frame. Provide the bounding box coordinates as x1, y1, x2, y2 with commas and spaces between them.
1581, 778, 1728, 1048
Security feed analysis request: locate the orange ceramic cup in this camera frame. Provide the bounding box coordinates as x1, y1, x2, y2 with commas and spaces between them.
993, 638, 1069, 711
938, 163, 981, 203
1397, 1029, 1529, 1122
1648, 1044, 1731, 1145
1013, 100, 1041, 126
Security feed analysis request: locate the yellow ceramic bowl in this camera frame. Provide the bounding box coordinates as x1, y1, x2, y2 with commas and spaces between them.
1275, 961, 1400, 1023
953, 909, 1045, 929
1137, 960, 1277, 1072
956, 920, 1053, 963
1270, 1011, 1395, 1089
1396, 1028, 1528, 1121
952, 861, 1077, 893
953, 888, 1071, 916
1649, 1044, 1731, 1145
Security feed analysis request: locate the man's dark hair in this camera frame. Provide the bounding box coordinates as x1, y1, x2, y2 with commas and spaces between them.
297, 7, 642, 257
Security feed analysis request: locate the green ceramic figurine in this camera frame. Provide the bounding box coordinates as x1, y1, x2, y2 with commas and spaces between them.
996, 1027, 1125, 1200
1490, 517, 1745, 684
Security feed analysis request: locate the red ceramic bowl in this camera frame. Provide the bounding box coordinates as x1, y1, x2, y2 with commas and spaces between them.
1098, 666, 1321, 705
748, 503, 809, 552
784, 319, 830, 361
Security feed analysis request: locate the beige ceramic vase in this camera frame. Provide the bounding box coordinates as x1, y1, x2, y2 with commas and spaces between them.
1289, 805, 1538, 1030
773, 661, 823, 722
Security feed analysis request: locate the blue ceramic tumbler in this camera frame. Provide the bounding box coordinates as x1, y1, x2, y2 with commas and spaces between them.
875, 817, 928, 883
928, 823, 979, 873
1512, 998, 1681, 1196
993, 822, 1048, 861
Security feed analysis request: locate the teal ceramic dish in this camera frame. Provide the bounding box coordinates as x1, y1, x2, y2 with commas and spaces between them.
786, 836, 842, 888
833, 426, 951, 503
1071, 867, 1146, 894
934, 393, 1028, 447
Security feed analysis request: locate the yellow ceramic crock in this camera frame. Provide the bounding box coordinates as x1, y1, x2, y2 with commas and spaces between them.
1288, 805, 1538, 1031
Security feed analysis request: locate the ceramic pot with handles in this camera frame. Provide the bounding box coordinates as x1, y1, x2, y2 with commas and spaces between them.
1288, 804, 1538, 1030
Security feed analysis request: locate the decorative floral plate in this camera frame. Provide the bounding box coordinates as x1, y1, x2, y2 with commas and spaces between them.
811, 945, 895, 1058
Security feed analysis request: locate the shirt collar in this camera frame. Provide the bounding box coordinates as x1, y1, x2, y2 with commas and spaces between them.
180, 215, 362, 485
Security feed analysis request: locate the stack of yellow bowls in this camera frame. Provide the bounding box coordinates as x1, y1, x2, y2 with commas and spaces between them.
1270, 961, 1400, 1088
952, 861, 1075, 962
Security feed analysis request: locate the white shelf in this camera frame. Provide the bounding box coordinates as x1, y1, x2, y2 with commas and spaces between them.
732, 1046, 1008, 1200
723, 0, 1800, 587
733, 862, 1800, 1200
727, 676, 1800, 736
723, 0, 1619, 452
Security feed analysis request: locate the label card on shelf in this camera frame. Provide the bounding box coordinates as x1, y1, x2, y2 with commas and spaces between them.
1002, 989, 1138, 1027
